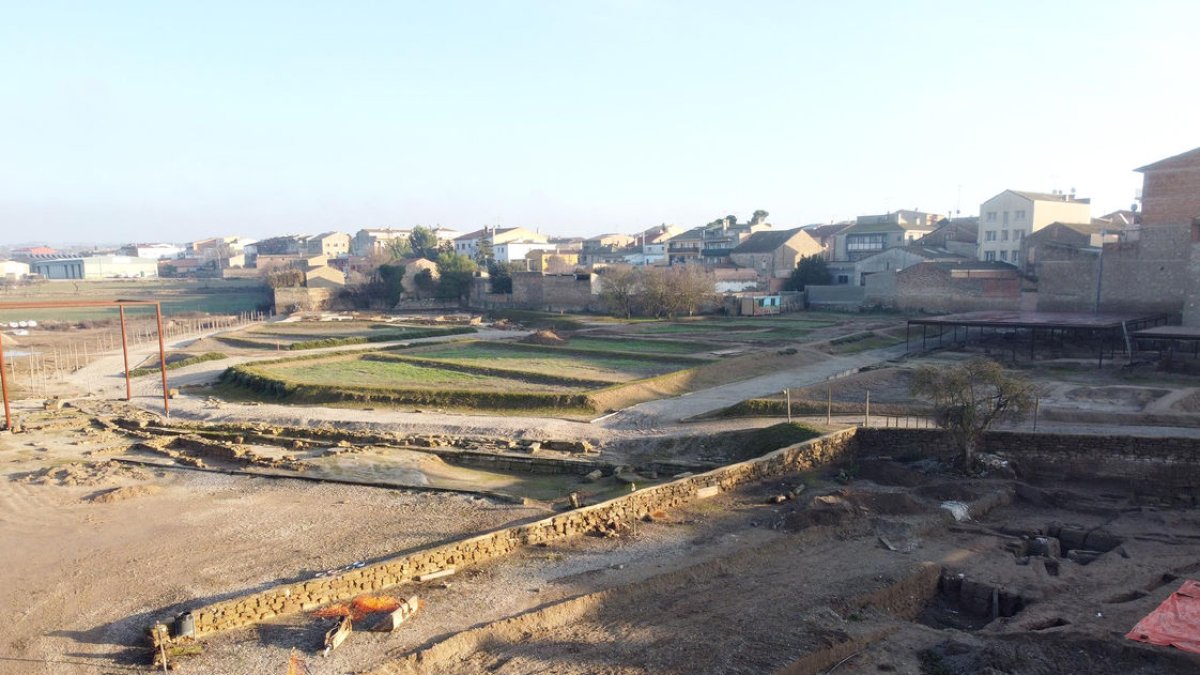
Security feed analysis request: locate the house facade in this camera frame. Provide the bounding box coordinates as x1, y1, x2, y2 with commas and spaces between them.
454, 227, 548, 258
352, 228, 410, 257
729, 228, 822, 280
833, 211, 940, 262
978, 190, 1091, 266
306, 232, 351, 258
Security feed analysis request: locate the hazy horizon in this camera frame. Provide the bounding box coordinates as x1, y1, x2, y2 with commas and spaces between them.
2, 1, 1196, 246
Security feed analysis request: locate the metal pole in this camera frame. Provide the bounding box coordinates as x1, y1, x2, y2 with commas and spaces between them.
1033, 396, 1039, 431
119, 305, 132, 401
864, 390, 870, 426
785, 389, 792, 422
0, 328, 10, 430
155, 303, 170, 417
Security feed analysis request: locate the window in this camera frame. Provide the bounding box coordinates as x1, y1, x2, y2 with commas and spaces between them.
987, 211, 997, 222
985, 251, 996, 261
1013, 250, 1020, 262
1001, 230, 1009, 241
1015, 209, 1026, 220
837, 274, 849, 284
985, 230, 997, 242
999, 250, 1008, 261
1003, 211, 1010, 224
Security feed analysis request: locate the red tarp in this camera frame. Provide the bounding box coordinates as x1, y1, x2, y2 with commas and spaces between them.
1126, 579, 1200, 654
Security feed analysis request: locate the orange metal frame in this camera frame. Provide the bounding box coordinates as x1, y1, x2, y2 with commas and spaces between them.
0, 300, 170, 430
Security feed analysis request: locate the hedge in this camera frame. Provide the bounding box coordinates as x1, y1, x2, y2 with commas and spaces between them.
129, 352, 228, 378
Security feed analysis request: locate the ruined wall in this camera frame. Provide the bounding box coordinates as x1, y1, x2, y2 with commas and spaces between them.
511, 272, 600, 312
856, 428, 1200, 493
865, 265, 1019, 313
273, 287, 334, 312
166, 428, 860, 639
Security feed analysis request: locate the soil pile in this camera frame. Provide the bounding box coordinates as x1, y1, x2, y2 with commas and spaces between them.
522, 330, 567, 346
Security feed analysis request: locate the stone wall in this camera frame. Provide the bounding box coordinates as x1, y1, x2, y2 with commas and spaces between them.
162, 428, 860, 640
866, 264, 1019, 313
806, 284, 865, 310
273, 287, 334, 312
511, 272, 601, 312
856, 428, 1200, 493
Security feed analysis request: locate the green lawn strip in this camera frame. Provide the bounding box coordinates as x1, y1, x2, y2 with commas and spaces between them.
361, 352, 612, 388
129, 352, 228, 378
488, 309, 592, 331
285, 326, 476, 350
258, 356, 574, 393
550, 336, 722, 355
219, 362, 592, 411
408, 341, 700, 381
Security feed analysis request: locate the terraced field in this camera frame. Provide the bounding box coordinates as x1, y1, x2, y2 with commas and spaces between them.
261, 355, 577, 393
407, 341, 696, 383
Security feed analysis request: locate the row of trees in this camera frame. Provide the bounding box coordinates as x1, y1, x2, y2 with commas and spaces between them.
600, 265, 716, 319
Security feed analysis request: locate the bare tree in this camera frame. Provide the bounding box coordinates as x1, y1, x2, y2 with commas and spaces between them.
599, 266, 642, 318
911, 359, 1036, 470
641, 266, 715, 319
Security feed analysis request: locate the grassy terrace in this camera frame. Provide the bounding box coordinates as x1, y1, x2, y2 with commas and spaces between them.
263, 356, 578, 393
406, 341, 698, 383
557, 336, 722, 355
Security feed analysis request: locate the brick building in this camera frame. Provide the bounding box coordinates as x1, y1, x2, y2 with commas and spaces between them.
864, 261, 1020, 313
1036, 147, 1200, 317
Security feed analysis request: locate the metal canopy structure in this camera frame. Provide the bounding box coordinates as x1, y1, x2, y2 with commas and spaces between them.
905, 310, 1172, 361
0, 299, 170, 431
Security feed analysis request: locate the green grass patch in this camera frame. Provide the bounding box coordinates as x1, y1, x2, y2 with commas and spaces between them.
219, 360, 594, 413
129, 352, 228, 377
554, 336, 721, 355
488, 309, 592, 331
408, 340, 699, 382
827, 331, 904, 353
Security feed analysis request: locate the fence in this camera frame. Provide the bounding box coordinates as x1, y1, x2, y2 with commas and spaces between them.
1, 311, 267, 399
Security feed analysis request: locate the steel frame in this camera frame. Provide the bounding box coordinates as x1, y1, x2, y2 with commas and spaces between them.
0, 300, 169, 430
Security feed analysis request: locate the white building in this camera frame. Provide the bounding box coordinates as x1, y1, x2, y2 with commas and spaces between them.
493, 241, 551, 265
128, 244, 185, 259
31, 256, 159, 280
978, 190, 1091, 266
1, 260, 30, 279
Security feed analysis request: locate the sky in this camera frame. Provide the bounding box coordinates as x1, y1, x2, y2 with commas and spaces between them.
1, 0, 1197, 245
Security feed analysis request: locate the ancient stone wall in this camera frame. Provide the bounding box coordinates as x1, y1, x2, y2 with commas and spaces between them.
273, 287, 334, 312
856, 428, 1200, 492
164, 428, 860, 639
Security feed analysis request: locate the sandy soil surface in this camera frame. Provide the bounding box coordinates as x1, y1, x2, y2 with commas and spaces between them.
0, 417, 545, 675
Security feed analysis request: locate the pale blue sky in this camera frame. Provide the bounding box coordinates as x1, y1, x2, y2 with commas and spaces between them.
1, 1, 1196, 244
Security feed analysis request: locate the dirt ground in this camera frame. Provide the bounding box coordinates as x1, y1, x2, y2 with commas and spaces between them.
0, 413, 546, 675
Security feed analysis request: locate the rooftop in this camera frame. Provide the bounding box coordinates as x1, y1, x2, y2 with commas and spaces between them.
730, 228, 806, 254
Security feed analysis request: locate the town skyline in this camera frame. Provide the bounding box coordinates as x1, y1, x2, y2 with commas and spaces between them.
2, 1, 1196, 244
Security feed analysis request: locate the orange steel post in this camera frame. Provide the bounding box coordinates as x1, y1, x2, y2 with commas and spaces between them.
0, 328, 10, 431
119, 305, 132, 401
154, 303, 170, 417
